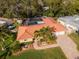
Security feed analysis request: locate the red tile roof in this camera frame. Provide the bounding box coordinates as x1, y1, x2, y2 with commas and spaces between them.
17, 17, 65, 40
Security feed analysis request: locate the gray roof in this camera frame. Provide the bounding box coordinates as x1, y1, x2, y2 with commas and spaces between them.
58, 15, 79, 30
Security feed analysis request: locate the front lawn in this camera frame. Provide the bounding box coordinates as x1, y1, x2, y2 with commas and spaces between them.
69, 33, 79, 50
7, 47, 66, 59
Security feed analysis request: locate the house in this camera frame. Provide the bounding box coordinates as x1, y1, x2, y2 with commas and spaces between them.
58, 15, 79, 33
17, 17, 66, 43
0, 18, 7, 25
0, 20, 6, 25
0, 17, 13, 25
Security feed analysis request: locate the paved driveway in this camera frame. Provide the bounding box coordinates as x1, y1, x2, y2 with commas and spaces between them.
57, 35, 79, 59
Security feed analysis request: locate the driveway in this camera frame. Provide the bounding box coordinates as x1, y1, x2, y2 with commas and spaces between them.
57, 35, 79, 59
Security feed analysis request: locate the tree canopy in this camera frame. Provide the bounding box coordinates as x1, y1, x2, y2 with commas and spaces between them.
0, 25, 21, 59
0, 0, 79, 18
34, 27, 56, 43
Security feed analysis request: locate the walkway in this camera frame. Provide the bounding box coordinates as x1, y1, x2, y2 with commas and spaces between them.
57, 35, 79, 59
33, 40, 58, 50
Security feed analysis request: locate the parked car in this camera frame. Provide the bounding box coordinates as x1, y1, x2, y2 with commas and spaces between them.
8, 25, 16, 30
5, 22, 16, 30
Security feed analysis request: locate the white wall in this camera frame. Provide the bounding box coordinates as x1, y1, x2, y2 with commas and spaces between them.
57, 19, 78, 33
19, 38, 33, 43
0, 21, 6, 24
57, 20, 65, 26
66, 24, 77, 31
54, 31, 65, 36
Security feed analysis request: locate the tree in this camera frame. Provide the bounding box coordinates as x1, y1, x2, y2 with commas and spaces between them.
0, 0, 79, 18
0, 25, 21, 59
0, 0, 44, 18
34, 27, 56, 43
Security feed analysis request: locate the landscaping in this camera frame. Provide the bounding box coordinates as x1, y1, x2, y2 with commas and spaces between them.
34, 27, 57, 46
69, 33, 79, 50
7, 47, 67, 59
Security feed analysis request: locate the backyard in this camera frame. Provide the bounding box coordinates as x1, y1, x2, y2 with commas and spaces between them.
69, 33, 79, 50
7, 47, 67, 59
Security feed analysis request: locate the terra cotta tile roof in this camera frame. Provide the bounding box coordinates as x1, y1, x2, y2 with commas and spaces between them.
17, 17, 65, 40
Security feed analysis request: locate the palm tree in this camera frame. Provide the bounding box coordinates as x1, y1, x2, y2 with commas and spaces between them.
0, 25, 21, 59
0, 41, 21, 59
34, 26, 56, 44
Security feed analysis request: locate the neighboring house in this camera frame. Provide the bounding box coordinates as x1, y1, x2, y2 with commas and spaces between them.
0, 17, 12, 25
0, 17, 16, 30
17, 17, 66, 43
0, 18, 7, 25
58, 15, 79, 33
0, 20, 6, 25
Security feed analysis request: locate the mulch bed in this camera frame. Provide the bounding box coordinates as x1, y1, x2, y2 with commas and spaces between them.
13, 44, 34, 56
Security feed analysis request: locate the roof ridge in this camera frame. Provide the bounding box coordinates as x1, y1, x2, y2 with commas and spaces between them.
25, 29, 33, 36
17, 29, 33, 40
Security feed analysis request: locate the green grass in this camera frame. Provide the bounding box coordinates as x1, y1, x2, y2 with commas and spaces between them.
7, 47, 66, 59
69, 33, 79, 50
